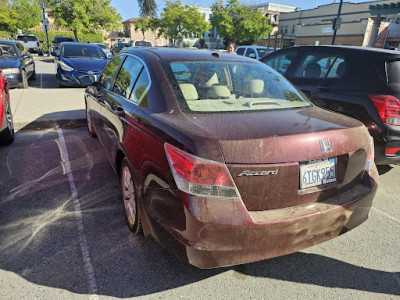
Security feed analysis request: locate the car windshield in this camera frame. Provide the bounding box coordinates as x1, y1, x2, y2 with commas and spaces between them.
57, 37, 75, 43
17, 36, 37, 42
0, 43, 18, 58
62, 44, 107, 59
166, 59, 310, 114
97, 44, 108, 50
117, 43, 127, 49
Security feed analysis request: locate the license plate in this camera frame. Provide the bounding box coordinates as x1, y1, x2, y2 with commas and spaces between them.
300, 157, 336, 189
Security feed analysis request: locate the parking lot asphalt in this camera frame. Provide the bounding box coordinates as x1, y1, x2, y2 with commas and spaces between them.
10, 56, 87, 131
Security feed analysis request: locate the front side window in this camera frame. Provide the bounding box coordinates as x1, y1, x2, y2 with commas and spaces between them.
245, 48, 256, 58
260, 50, 297, 75
236, 47, 245, 56
257, 48, 267, 58
100, 56, 124, 90
166, 60, 310, 114
293, 53, 346, 79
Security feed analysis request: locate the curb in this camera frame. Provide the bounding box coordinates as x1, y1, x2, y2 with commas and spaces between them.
14, 118, 87, 131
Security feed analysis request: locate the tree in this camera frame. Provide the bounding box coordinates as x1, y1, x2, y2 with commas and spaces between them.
211, 0, 273, 45
10, 0, 41, 32
157, 0, 211, 46
0, 0, 20, 32
137, 0, 157, 18
134, 18, 154, 40
49, 0, 122, 42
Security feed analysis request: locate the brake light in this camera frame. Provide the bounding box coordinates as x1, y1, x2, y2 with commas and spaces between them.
36, 42, 39, 47
164, 143, 240, 199
369, 95, 400, 126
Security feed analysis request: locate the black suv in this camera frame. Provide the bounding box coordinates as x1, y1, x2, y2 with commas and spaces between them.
260, 45, 400, 165
51, 36, 76, 52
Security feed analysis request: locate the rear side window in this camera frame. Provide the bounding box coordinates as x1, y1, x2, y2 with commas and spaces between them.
294, 53, 346, 79
245, 48, 256, 58
113, 56, 144, 99
261, 50, 297, 75
387, 60, 400, 92
257, 48, 267, 58
236, 47, 245, 56
100, 56, 124, 90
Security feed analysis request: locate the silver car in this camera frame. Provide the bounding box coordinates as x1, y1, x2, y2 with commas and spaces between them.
92, 43, 112, 58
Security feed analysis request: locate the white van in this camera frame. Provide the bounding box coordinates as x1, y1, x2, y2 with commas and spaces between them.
122, 40, 153, 51
235, 46, 275, 60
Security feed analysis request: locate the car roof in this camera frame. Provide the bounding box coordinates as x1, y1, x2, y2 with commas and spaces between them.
237, 45, 268, 49
283, 45, 400, 56
60, 42, 98, 47
124, 47, 257, 61
0, 40, 17, 45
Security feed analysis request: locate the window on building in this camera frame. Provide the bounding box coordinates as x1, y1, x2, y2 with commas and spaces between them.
285, 26, 288, 34
292, 25, 295, 34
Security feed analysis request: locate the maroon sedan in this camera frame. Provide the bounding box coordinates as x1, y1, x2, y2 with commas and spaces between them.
85, 48, 378, 268
0, 62, 14, 145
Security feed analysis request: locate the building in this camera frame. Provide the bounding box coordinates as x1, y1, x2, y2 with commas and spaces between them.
279, 0, 400, 47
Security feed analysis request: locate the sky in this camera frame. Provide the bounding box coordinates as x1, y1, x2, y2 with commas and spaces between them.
110, 0, 372, 21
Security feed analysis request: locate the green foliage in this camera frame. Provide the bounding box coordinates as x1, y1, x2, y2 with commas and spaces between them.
211, 0, 273, 44
48, 0, 122, 41
137, 0, 157, 18
10, 0, 41, 32
28, 30, 103, 52
156, 0, 211, 46
0, 0, 19, 32
134, 18, 154, 40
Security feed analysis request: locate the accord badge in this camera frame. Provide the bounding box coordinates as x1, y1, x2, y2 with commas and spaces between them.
238, 170, 278, 177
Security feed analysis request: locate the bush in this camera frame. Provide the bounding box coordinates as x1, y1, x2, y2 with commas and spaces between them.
28, 30, 104, 52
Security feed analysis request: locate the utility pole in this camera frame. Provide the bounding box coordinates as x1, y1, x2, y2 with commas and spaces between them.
331, 0, 343, 45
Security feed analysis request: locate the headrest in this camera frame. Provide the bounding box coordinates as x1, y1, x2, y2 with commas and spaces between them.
303, 63, 321, 78
207, 85, 231, 98
179, 83, 198, 101
243, 79, 264, 95
336, 62, 346, 77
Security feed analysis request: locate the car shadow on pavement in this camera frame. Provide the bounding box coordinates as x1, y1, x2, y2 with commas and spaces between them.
377, 165, 393, 175
0, 126, 399, 298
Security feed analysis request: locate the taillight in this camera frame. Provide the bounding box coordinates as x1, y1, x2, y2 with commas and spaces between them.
369, 94, 400, 126
365, 137, 375, 171
164, 143, 240, 199
36, 42, 40, 47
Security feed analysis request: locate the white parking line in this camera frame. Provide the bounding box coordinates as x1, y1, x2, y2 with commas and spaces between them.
56, 128, 99, 298
372, 207, 400, 224
40, 72, 43, 89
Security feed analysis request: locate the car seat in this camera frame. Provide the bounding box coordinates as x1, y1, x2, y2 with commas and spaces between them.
303, 62, 321, 78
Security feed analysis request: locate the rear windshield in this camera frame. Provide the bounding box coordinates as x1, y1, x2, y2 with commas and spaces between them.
57, 37, 75, 43
61, 44, 107, 59
17, 35, 38, 41
135, 41, 152, 47
0, 43, 18, 58
257, 48, 267, 58
165, 59, 310, 114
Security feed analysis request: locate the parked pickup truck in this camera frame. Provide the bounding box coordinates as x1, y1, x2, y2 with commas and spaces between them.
16, 34, 44, 56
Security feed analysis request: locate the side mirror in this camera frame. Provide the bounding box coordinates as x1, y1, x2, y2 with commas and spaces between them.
107, 54, 114, 59
51, 51, 59, 57
40, 40, 44, 43
21, 53, 30, 59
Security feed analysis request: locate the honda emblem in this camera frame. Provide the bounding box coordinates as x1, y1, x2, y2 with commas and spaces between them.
319, 138, 333, 153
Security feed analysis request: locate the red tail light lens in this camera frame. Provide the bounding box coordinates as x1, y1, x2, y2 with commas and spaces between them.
37, 42, 40, 47
164, 143, 240, 199
369, 95, 400, 126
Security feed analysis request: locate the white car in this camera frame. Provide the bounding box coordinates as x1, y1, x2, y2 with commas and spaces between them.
122, 40, 153, 51
235, 45, 275, 60
92, 43, 112, 58
15, 34, 44, 56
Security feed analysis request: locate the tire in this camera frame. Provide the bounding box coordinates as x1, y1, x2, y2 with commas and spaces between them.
58, 75, 64, 88
0, 91, 14, 145
19, 70, 28, 89
120, 158, 142, 235
85, 102, 96, 137
30, 69, 36, 81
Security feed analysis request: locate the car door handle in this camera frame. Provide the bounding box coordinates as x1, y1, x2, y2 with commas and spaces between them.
115, 106, 125, 118
317, 86, 331, 91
